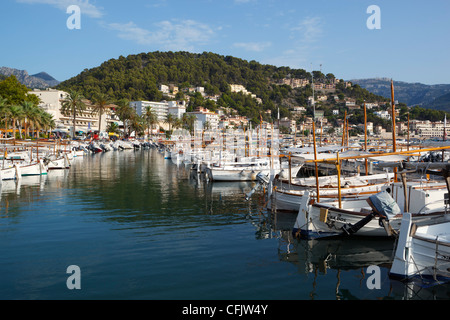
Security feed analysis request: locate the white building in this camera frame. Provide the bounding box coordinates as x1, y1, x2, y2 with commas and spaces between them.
365, 103, 379, 109
168, 100, 186, 119
130, 101, 169, 121
159, 85, 169, 94
410, 120, 447, 138
186, 107, 219, 129
374, 110, 391, 120
345, 99, 356, 107
28, 88, 119, 135
279, 117, 296, 133
27, 88, 68, 129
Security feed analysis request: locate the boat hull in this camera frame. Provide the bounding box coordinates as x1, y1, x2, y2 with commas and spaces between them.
1, 165, 19, 180
207, 164, 302, 182
390, 213, 450, 282
47, 155, 70, 170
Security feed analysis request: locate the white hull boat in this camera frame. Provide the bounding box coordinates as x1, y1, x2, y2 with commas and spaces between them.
390, 212, 450, 282
45, 154, 70, 170
19, 159, 48, 176
272, 182, 388, 212
206, 158, 302, 182
1, 164, 20, 180
292, 182, 449, 240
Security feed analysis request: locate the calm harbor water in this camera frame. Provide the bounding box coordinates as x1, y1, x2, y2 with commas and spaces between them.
0, 149, 449, 300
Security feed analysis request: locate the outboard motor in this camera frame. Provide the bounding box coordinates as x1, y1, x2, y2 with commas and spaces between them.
341, 190, 400, 236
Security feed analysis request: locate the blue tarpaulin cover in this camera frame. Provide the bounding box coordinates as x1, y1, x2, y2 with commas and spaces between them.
368, 191, 401, 219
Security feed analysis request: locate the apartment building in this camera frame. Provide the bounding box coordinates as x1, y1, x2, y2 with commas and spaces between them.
186, 107, 219, 129
410, 120, 447, 138
130, 100, 169, 121
29, 88, 118, 134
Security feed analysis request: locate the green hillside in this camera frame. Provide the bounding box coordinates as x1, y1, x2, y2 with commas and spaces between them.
56, 51, 389, 124
428, 92, 450, 112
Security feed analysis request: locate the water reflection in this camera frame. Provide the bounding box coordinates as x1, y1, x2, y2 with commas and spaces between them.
254, 209, 450, 300
1, 149, 449, 300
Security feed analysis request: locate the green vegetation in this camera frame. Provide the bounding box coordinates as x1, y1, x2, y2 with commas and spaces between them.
0, 75, 55, 139
56, 51, 448, 129
61, 90, 86, 139
57, 51, 394, 126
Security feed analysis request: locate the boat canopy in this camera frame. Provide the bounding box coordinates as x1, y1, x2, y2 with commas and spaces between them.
283, 145, 345, 154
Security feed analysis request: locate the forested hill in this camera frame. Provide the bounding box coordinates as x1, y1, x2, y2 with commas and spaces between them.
56, 51, 387, 122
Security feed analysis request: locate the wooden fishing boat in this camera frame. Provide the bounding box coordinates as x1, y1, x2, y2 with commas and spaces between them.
390, 212, 450, 282
45, 153, 70, 170
292, 180, 449, 239
1, 164, 20, 180
19, 158, 48, 176
206, 157, 302, 182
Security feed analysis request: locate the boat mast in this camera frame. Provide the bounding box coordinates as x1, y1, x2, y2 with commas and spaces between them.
312, 121, 320, 202
391, 79, 397, 181
364, 101, 368, 175
341, 110, 347, 147
444, 113, 447, 142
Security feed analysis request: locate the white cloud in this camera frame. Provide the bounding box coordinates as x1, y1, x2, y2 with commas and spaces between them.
264, 16, 324, 69
291, 16, 323, 43
233, 41, 272, 52
107, 20, 215, 51
16, 0, 103, 18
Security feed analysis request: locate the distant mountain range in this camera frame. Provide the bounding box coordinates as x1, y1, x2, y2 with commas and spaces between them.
350, 78, 450, 111
0, 67, 60, 89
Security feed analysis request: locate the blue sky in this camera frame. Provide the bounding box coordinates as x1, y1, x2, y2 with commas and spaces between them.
1, 0, 450, 85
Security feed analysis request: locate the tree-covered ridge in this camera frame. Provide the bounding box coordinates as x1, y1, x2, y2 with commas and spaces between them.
59, 51, 278, 100
56, 51, 392, 124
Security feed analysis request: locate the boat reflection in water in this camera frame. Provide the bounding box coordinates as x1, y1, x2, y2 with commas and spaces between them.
256, 210, 450, 300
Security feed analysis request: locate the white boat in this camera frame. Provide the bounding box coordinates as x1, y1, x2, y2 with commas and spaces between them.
88, 142, 103, 153
73, 149, 85, 157
19, 159, 48, 176
390, 212, 450, 282
275, 172, 394, 191
272, 181, 392, 212
292, 181, 449, 239
270, 172, 395, 212
116, 140, 133, 150
206, 157, 302, 181
1, 164, 20, 180
45, 153, 70, 170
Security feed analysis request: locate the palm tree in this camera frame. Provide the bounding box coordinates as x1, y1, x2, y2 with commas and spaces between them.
128, 112, 145, 137
92, 93, 111, 135
106, 122, 120, 135
21, 101, 39, 138
164, 113, 176, 132
182, 113, 197, 135
9, 105, 24, 139
115, 99, 134, 137
32, 108, 50, 139
61, 90, 86, 139
40, 111, 56, 138
173, 118, 183, 130
144, 106, 158, 138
